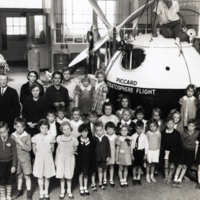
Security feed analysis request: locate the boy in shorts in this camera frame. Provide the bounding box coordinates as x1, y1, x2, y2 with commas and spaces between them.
131, 121, 148, 185
11, 118, 32, 200
172, 118, 199, 188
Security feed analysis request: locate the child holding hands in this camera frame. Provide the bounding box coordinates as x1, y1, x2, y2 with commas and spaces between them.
0, 121, 17, 200
11, 118, 32, 200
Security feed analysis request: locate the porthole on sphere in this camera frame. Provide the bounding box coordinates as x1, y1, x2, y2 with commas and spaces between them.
166, 66, 170, 71
121, 48, 146, 70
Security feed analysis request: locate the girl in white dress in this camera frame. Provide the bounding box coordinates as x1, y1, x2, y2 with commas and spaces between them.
55, 121, 79, 199
32, 119, 55, 200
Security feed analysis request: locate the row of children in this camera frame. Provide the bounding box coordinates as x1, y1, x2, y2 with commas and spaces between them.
1, 108, 200, 200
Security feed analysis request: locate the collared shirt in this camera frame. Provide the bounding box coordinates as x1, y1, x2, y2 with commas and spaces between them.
166, 129, 174, 133
95, 133, 104, 142
48, 121, 57, 139
12, 131, 27, 138
174, 124, 177, 129
121, 119, 132, 125
56, 117, 70, 125
1, 136, 7, 142
1, 86, 7, 96
131, 133, 148, 154
95, 81, 104, 90
154, 0, 179, 25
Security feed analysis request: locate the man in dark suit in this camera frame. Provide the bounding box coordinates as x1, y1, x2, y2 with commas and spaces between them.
0, 73, 21, 134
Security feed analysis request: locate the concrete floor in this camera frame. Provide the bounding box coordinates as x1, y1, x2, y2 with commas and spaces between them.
4, 66, 200, 200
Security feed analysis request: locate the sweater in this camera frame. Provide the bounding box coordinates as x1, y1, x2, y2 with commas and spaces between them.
11, 131, 31, 162
182, 130, 199, 151
0, 137, 17, 167
146, 130, 161, 151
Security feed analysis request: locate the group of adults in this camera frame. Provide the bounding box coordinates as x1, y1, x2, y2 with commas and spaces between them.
0, 67, 78, 135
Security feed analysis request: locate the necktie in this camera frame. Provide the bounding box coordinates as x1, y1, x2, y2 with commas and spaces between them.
1, 88, 4, 97
135, 135, 140, 150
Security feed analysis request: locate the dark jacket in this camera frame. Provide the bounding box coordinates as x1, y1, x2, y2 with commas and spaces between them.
20, 81, 44, 105
0, 86, 20, 125
22, 95, 47, 123
93, 135, 111, 162
45, 85, 69, 111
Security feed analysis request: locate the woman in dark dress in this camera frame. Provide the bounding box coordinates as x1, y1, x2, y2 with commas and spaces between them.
20, 70, 44, 105
22, 82, 47, 136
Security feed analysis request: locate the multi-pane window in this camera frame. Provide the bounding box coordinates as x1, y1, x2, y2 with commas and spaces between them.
6, 17, 26, 35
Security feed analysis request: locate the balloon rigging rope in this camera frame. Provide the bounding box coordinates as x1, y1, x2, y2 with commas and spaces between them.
176, 42, 192, 84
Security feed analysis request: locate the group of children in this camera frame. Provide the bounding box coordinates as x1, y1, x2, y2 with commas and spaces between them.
1, 67, 200, 200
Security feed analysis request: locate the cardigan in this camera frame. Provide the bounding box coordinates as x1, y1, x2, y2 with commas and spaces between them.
11, 131, 31, 162
0, 137, 17, 167
45, 85, 69, 111
0, 86, 20, 125
20, 81, 44, 105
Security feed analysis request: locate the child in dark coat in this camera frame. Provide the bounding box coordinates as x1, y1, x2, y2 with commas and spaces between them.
93, 121, 111, 190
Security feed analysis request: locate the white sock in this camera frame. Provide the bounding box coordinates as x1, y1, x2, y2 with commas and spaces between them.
150, 174, 154, 178
177, 178, 182, 182
174, 175, 178, 182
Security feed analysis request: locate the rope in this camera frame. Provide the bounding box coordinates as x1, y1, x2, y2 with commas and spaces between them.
175, 39, 192, 84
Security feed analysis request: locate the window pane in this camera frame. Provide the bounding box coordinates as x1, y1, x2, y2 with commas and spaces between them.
13, 18, 20, 26
6, 18, 13, 26
7, 27, 13, 35
13, 27, 20, 35
20, 26, 26, 35
20, 17, 26, 26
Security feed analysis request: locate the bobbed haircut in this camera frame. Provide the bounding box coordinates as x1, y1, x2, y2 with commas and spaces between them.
186, 84, 196, 93
27, 70, 38, 80
102, 102, 115, 115
105, 121, 116, 131
78, 123, 89, 133
147, 118, 158, 129
37, 119, 50, 131
60, 121, 73, 132
135, 105, 145, 115
29, 82, 41, 94
118, 95, 131, 109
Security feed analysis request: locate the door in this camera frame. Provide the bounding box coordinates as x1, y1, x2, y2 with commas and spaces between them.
27, 13, 50, 71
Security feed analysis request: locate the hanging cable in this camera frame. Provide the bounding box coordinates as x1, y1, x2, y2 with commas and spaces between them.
175, 39, 192, 84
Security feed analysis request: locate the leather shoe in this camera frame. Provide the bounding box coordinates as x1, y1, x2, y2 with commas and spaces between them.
12, 190, 23, 199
